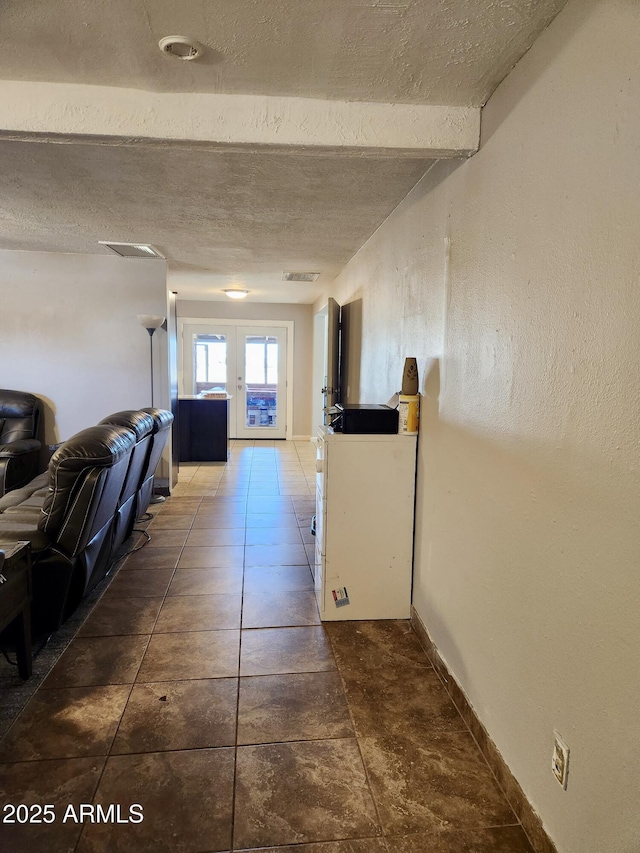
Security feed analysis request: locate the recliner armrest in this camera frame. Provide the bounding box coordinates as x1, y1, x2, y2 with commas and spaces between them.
0, 442, 44, 497
0, 439, 41, 457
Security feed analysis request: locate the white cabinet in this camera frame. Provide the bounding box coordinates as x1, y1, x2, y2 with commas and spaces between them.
314, 426, 417, 621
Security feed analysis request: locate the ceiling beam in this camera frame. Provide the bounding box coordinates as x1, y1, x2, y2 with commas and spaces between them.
0, 82, 479, 158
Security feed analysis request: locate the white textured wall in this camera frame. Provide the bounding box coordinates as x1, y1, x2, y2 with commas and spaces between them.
0, 250, 168, 443
177, 299, 313, 438
328, 2, 640, 851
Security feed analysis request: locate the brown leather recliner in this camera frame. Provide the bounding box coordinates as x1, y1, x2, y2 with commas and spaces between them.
0, 390, 44, 497
0, 423, 136, 635
98, 408, 174, 552
98, 410, 157, 554
139, 407, 174, 516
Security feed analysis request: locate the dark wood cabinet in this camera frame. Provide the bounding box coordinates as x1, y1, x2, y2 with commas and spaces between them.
178, 398, 229, 462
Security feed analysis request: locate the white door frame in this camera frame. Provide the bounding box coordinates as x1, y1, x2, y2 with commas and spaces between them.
234, 324, 287, 440
312, 305, 328, 434
179, 317, 295, 441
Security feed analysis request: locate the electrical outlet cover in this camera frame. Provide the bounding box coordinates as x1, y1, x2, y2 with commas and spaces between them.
552, 731, 570, 789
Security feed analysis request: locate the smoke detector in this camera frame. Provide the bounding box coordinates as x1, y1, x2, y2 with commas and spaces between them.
159, 36, 204, 60
282, 272, 320, 282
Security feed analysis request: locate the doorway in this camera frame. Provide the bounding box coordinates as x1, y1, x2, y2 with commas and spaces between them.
179, 319, 292, 440
311, 297, 341, 433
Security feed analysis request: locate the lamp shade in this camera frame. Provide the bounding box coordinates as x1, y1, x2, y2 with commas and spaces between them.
137, 314, 165, 330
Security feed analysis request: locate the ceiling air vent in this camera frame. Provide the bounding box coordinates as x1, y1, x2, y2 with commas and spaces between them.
158, 36, 204, 61
282, 272, 320, 282
99, 242, 165, 259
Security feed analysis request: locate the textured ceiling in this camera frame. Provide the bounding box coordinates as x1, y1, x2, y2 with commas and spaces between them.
0, 138, 432, 302
0, 0, 567, 107
0, 0, 568, 302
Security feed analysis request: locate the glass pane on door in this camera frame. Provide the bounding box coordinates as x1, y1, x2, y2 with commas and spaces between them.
194, 334, 227, 395
243, 335, 278, 428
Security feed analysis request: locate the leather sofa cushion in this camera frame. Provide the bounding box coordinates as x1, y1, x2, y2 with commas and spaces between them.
0, 438, 41, 457
0, 474, 47, 512
99, 410, 155, 441
0, 512, 50, 552
39, 425, 135, 535
143, 408, 174, 433
0, 390, 40, 418
0, 390, 41, 443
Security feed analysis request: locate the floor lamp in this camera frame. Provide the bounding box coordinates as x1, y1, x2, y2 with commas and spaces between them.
137, 314, 165, 407
137, 314, 166, 504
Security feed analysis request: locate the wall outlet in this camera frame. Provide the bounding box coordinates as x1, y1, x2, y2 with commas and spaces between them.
552, 731, 570, 789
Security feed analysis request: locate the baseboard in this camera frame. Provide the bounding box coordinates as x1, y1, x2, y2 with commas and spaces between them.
292, 434, 312, 442
410, 606, 558, 853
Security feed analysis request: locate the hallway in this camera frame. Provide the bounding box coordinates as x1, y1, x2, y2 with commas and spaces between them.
1, 440, 534, 852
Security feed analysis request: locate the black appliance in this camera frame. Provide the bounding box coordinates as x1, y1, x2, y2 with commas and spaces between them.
330, 403, 398, 434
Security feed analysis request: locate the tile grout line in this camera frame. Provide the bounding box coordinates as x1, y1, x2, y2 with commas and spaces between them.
323, 628, 388, 847
71, 494, 203, 853
230, 454, 248, 853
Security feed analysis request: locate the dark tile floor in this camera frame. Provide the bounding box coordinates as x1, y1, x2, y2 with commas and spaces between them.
0, 441, 535, 852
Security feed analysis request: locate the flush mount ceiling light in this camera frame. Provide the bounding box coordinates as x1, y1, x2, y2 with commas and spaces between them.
159, 35, 204, 60
282, 272, 320, 282
99, 242, 164, 259
223, 288, 250, 300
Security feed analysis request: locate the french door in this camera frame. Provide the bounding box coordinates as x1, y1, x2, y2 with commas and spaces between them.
181, 321, 289, 439
234, 325, 287, 439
